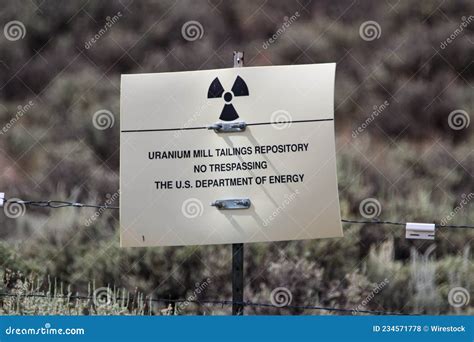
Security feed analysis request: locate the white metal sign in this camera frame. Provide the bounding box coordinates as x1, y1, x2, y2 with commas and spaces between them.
120, 63, 342, 247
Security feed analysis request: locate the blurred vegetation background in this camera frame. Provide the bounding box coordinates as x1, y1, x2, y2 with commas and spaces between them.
0, 0, 473, 315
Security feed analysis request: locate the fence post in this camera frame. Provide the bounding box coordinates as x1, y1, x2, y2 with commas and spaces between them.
232, 51, 244, 316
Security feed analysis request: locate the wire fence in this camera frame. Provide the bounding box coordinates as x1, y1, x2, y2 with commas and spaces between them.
0, 292, 407, 315
0, 196, 471, 316
1, 197, 473, 229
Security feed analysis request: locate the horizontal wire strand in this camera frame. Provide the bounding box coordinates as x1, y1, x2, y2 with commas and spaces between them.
0, 292, 406, 315
1, 197, 472, 229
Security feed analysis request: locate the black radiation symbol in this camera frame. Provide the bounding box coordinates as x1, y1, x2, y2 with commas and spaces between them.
207, 76, 249, 121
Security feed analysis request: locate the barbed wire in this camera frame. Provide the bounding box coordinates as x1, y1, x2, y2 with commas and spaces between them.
1, 197, 473, 229
0, 196, 466, 316
342, 219, 474, 229
1, 197, 119, 210
0, 292, 406, 315
342, 219, 405, 226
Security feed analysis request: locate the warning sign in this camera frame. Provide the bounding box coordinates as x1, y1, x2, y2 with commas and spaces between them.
120, 63, 342, 247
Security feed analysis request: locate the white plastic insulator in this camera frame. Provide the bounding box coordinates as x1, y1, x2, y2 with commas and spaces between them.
405, 222, 435, 240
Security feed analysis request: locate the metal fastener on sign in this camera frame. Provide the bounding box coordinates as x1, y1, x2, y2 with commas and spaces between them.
211, 198, 251, 210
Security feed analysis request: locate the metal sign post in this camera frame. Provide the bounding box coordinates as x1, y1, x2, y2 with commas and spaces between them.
231, 51, 244, 316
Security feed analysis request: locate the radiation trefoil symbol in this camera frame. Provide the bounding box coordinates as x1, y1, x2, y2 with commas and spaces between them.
207, 76, 249, 121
